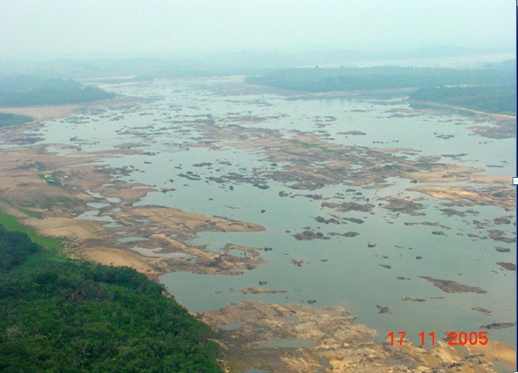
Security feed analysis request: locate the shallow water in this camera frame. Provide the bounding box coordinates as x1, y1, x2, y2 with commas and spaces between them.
36, 77, 516, 349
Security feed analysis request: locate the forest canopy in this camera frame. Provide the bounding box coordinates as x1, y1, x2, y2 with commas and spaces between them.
408, 84, 516, 115
245, 65, 516, 115
0, 223, 222, 373
0, 75, 115, 107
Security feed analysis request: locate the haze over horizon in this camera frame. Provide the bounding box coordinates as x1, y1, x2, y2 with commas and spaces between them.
0, 0, 515, 61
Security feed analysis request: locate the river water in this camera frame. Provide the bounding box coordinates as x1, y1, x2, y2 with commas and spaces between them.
35, 73, 516, 349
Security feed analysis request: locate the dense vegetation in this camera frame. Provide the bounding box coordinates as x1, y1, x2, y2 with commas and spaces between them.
0, 223, 222, 373
0, 75, 115, 107
409, 84, 516, 115
0, 113, 33, 127
245, 66, 515, 93
245, 65, 516, 115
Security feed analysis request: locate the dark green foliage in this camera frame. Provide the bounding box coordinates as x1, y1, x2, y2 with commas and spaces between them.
0, 75, 115, 107
409, 84, 516, 115
0, 224, 40, 273
0, 226, 222, 373
0, 113, 33, 127
245, 66, 516, 93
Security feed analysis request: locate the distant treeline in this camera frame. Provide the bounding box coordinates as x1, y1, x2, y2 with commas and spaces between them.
409, 84, 516, 115
245, 66, 515, 93
0, 112, 33, 127
0, 75, 115, 107
0, 223, 222, 372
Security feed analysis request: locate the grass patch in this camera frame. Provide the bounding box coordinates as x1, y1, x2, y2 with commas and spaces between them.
295, 140, 335, 153
19, 208, 43, 218
38, 172, 60, 185
0, 210, 64, 251
35, 196, 84, 210
13, 161, 46, 171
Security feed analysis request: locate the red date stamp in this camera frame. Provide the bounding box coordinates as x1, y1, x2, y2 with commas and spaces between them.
387, 331, 488, 346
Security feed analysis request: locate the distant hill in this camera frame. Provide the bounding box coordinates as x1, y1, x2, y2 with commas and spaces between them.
0, 47, 509, 79
482, 59, 516, 69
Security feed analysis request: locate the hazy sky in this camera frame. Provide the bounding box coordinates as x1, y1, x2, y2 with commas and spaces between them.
1, 0, 515, 59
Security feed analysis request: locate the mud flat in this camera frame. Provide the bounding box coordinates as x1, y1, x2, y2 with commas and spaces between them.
181, 117, 512, 203
203, 300, 515, 373
0, 105, 79, 122
0, 140, 266, 278
408, 185, 515, 211
468, 116, 516, 139
181, 118, 515, 212
379, 196, 426, 216
0, 99, 134, 122
404, 100, 516, 139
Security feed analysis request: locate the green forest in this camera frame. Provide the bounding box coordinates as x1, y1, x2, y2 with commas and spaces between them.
0, 75, 115, 107
245, 65, 516, 115
245, 66, 515, 92
408, 84, 516, 115
0, 223, 222, 373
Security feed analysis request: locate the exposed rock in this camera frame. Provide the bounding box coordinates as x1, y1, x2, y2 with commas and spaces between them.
439, 208, 478, 217
178, 172, 201, 180
303, 194, 322, 200
402, 296, 426, 302
321, 201, 374, 213
404, 221, 450, 230
193, 162, 213, 167
488, 229, 516, 243
497, 262, 516, 271
240, 287, 287, 294
338, 130, 366, 136
293, 230, 326, 240
494, 216, 512, 225
314, 216, 340, 224
420, 276, 487, 294
480, 321, 516, 329
343, 217, 365, 224
471, 307, 492, 315
379, 196, 425, 216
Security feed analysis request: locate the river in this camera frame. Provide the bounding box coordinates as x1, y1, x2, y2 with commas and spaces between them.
36, 73, 516, 350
